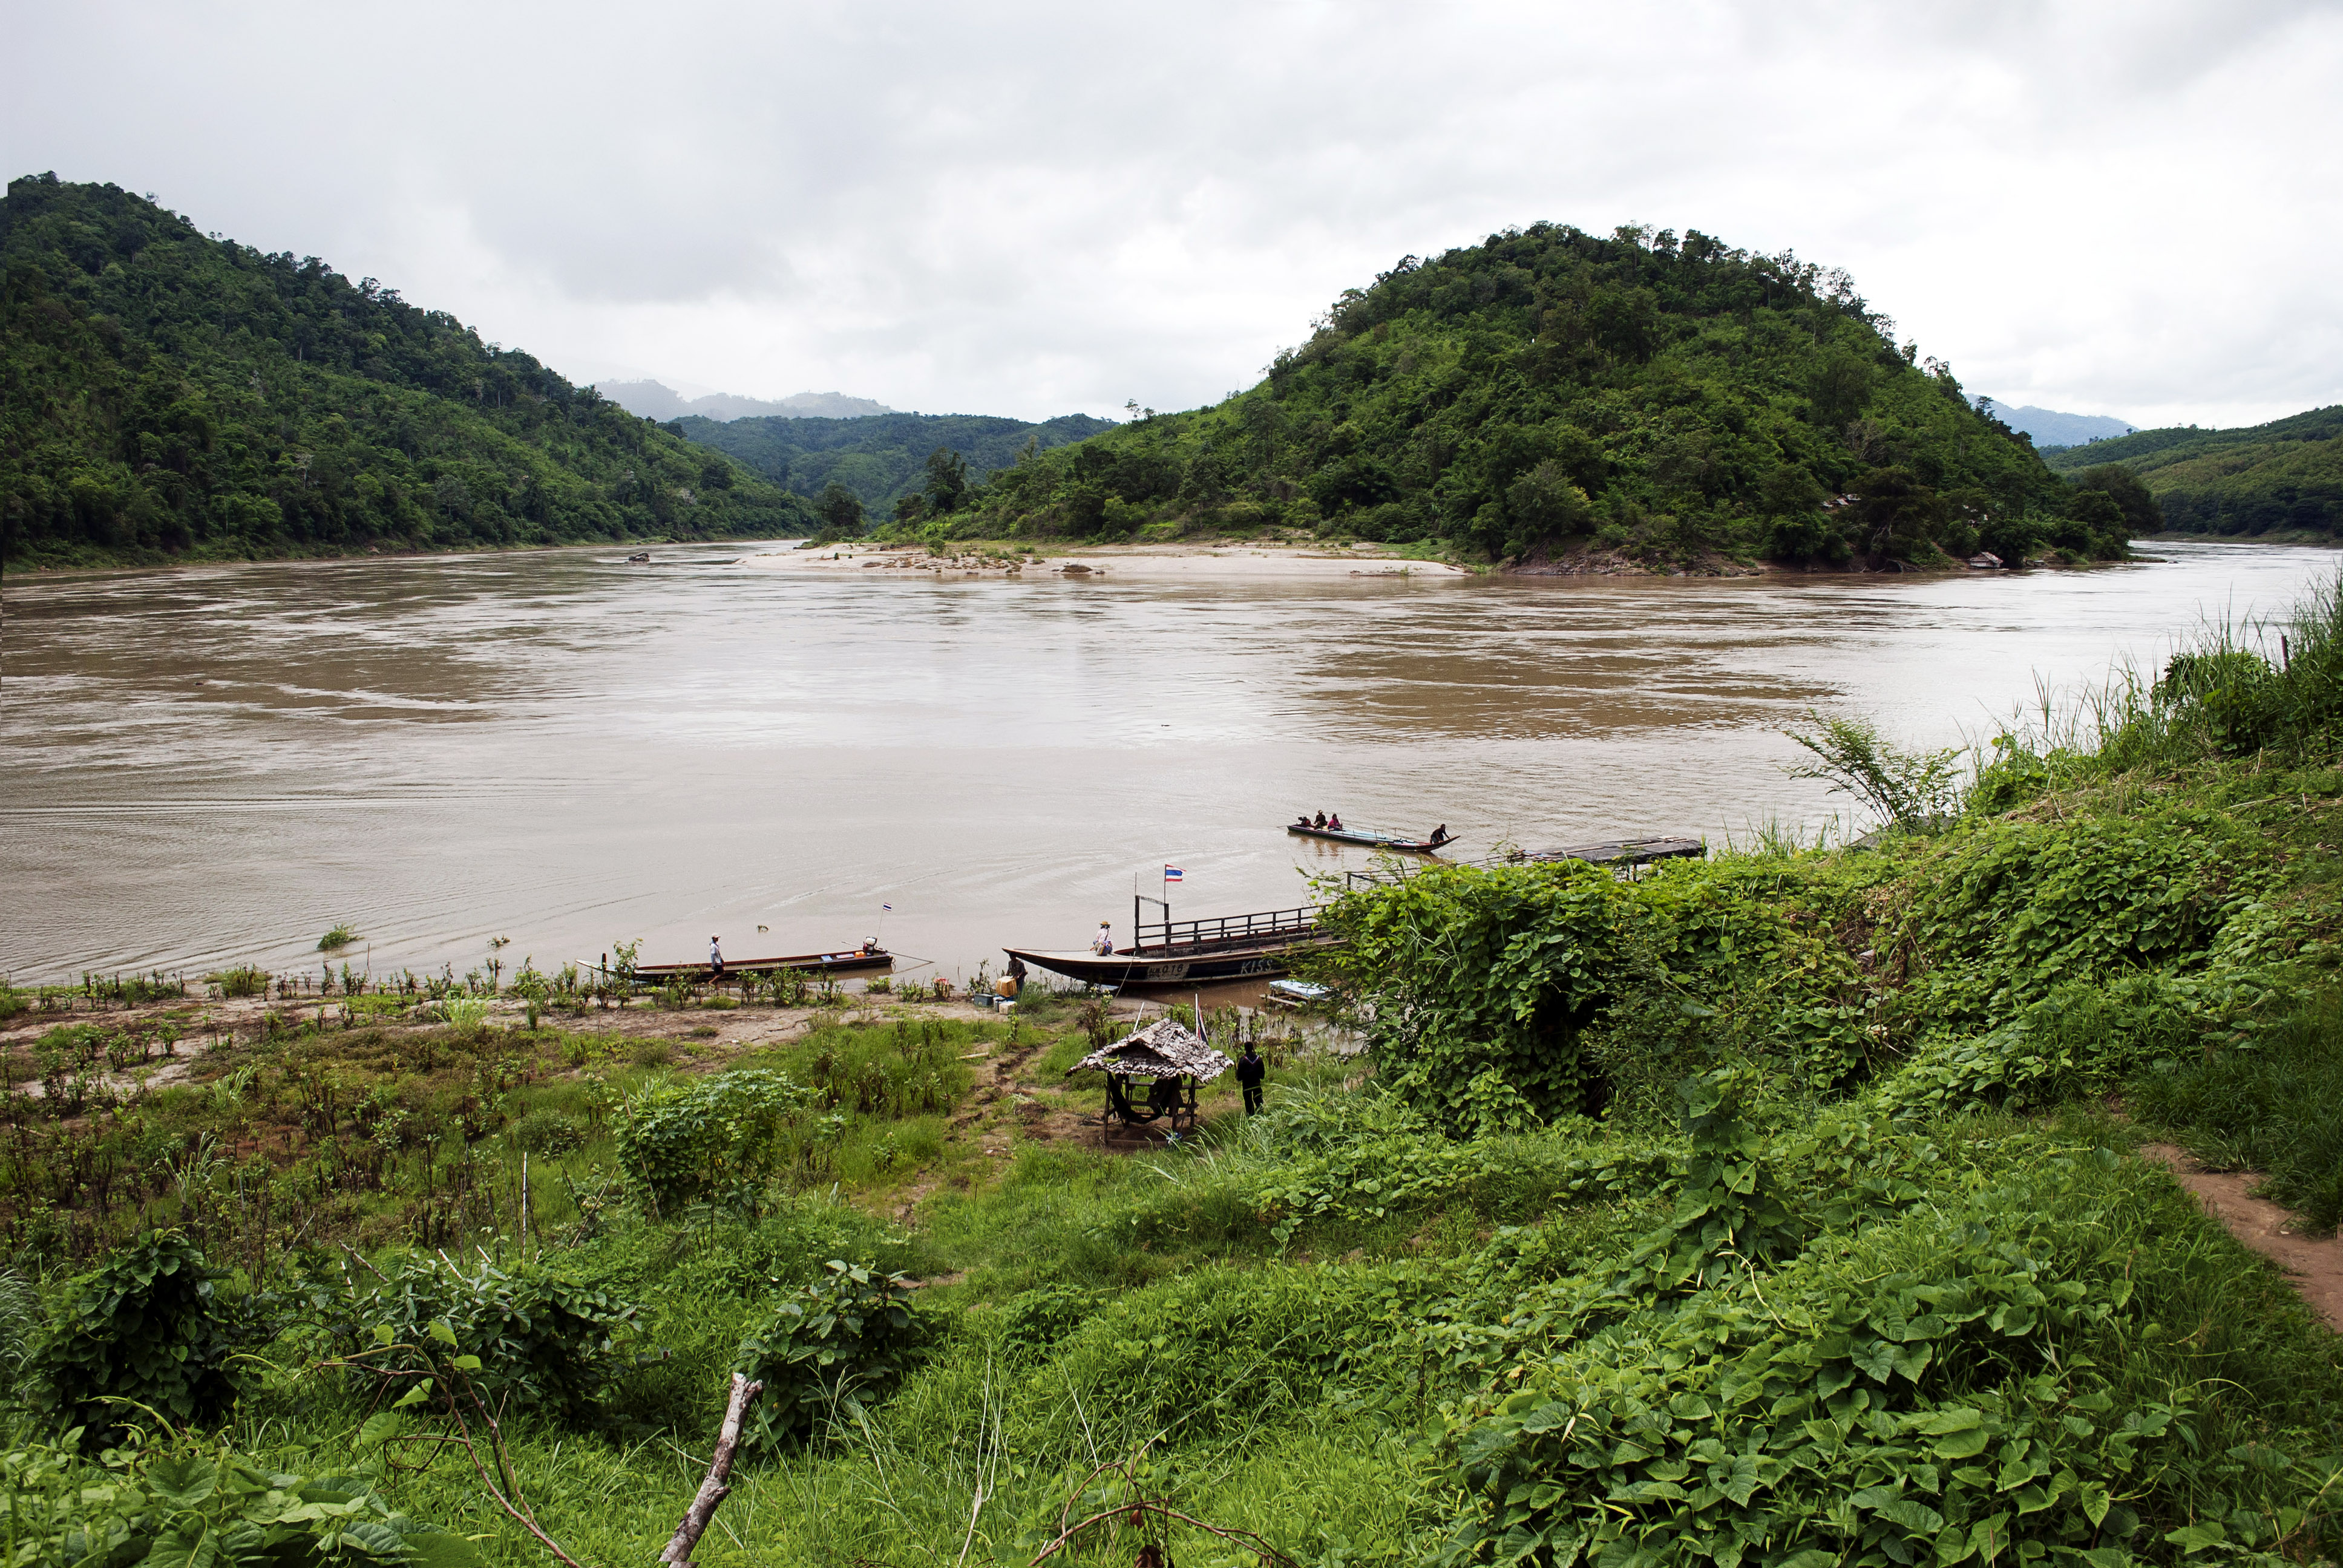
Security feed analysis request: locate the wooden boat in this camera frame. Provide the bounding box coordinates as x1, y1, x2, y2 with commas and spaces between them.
1510, 835, 1705, 867
1285, 823, 1450, 853
629, 946, 893, 981
1006, 901, 1332, 987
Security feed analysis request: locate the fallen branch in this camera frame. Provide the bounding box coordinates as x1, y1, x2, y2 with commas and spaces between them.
660, 1372, 765, 1567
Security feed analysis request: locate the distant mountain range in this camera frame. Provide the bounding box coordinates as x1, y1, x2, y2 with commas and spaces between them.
1978, 401, 2137, 449
680, 411, 1117, 514
595, 381, 894, 423
2043, 406, 2342, 537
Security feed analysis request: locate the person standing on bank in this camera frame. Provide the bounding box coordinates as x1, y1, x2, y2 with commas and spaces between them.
709, 935, 724, 981
1237, 1042, 1267, 1114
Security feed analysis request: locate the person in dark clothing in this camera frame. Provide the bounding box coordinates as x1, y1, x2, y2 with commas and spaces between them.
1313, 811, 1328, 829
1429, 824, 1450, 846
1236, 1044, 1267, 1114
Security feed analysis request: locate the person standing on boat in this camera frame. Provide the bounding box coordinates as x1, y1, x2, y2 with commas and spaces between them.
1237, 1042, 1267, 1114
709, 936, 725, 981
1092, 921, 1114, 956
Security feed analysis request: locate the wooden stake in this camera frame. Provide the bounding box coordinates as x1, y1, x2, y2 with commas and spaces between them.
658, 1373, 765, 1567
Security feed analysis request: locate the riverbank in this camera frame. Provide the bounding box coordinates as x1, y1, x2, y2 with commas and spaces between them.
11, 570, 2343, 1566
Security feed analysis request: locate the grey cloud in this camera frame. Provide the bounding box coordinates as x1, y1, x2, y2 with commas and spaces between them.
7, 0, 2338, 426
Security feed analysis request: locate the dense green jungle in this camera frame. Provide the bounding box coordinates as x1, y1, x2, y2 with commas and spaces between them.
886, 224, 2154, 568
8, 572, 2343, 1568
0, 175, 814, 567
2044, 409, 2343, 540
675, 411, 1115, 523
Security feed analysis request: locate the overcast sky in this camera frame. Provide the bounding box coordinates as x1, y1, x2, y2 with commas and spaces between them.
9, 1, 2339, 429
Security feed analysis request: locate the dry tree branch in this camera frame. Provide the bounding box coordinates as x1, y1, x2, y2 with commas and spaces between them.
660, 1372, 765, 1567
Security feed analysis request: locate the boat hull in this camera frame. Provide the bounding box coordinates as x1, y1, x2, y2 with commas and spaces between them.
632, 949, 893, 980
1004, 937, 1335, 987
1285, 825, 1445, 852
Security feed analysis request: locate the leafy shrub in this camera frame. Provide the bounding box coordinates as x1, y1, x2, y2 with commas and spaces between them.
513, 1108, 588, 1156
734, 1261, 926, 1449
2, 1437, 481, 1568
615, 1067, 810, 1210
209, 966, 267, 998
349, 1252, 641, 1428
27, 1232, 251, 1447
1872, 978, 2201, 1119
1312, 860, 1631, 1123
988, 1284, 1106, 1364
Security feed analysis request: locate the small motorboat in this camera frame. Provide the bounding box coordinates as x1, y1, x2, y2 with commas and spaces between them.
626, 552, 651, 563
1285, 822, 1450, 853
629, 946, 892, 981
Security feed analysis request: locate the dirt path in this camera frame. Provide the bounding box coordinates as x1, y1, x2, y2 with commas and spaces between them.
2141, 1143, 2343, 1334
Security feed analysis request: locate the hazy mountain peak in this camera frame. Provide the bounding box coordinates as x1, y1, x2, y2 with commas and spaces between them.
595, 380, 896, 422
1978, 400, 2137, 449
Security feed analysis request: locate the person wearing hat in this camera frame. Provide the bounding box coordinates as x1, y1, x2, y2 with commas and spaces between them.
1090, 921, 1114, 956
709, 935, 725, 980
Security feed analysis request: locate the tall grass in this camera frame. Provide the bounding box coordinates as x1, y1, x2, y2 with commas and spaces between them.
2129, 993, 2343, 1232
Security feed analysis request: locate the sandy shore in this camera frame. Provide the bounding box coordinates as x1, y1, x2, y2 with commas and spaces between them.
738, 541, 1474, 580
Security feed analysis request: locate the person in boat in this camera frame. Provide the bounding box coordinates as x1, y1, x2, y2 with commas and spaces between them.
1328, 812, 1343, 831
1313, 811, 1328, 829
1429, 824, 1450, 846
1294, 813, 1311, 827
1092, 921, 1115, 956
709, 936, 724, 980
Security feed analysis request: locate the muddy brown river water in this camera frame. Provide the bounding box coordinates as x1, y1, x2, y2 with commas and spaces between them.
1, 540, 2332, 987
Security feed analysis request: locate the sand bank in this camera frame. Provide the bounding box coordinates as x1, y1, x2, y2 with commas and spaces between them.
738, 541, 1473, 580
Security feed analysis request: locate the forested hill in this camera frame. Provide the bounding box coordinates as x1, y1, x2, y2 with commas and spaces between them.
678, 411, 1115, 515
2042, 406, 2343, 537
1, 175, 813, 567
946, 224, 2141, 565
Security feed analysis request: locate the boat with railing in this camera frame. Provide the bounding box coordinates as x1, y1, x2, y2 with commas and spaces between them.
1004, 895, 1332, 986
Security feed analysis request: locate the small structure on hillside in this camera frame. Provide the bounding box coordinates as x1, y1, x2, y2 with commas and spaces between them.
1069, 1018, 1231, 1135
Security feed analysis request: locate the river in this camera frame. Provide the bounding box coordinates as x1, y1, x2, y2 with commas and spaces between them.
1, 541, 2331, 987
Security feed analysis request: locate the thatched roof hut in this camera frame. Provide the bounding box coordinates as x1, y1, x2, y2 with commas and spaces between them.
1069, 1018, 1231, 1082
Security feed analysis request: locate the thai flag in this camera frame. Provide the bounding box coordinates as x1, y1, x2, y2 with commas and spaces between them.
1164, 866, 1184, 882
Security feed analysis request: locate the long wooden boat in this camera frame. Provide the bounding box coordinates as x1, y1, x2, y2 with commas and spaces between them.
1512, 836, 1705, 867
1285, 823, 1450, 853
630, 947, 893, 981
1007, 901, 1332, 987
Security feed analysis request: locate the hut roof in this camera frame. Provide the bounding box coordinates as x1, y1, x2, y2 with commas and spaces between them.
1068, 1018, 1231, 1082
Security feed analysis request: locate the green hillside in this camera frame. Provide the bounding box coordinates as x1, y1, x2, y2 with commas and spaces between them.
677, 410, 1113, 517
2043, 406, 2343, 537
1, 174, 813, 567
937, 224, 2134, 566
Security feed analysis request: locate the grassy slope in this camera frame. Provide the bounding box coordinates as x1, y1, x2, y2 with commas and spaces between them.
11, 590, 2343, 1564
931, 224, 2123, 568
678, 411, 1115, 514
0, 174, 813, 567
2045, 407, 2343, 537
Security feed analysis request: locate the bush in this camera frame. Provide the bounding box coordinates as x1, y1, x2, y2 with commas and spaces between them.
734, 1261, 926, 1449
350, 1252, 641, 1429
615, 1067, 811, 1210
27, 1232, 250, 1447
2, 1436, 482, 1568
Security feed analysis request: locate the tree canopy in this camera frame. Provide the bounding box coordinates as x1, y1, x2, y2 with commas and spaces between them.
676, 411, 1113, 517
2043, 405, 2342, 538
920, 223, 2134, 566
2, 174, 813, 566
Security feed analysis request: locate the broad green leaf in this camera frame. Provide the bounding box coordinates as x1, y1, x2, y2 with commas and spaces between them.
145, 1459, 218, 1510
356, 1412, 401, 1448
427, 1320, 457, 1347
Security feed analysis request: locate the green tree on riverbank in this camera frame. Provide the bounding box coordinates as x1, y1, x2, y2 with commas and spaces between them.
1, 174, 813, 567
920, 224, 2135, 567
